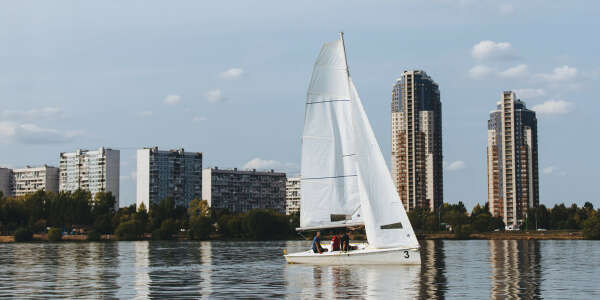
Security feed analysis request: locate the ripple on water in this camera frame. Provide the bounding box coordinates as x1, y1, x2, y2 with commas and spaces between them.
0, 240, 598, 299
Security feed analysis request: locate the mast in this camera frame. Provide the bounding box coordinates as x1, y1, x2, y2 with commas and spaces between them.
339, 32, 350, 77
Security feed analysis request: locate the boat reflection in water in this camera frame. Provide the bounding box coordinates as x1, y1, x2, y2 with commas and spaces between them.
489, 240, 541, 299
285, 260, 420, 299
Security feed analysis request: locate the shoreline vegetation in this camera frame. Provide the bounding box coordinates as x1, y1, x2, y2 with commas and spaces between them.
1, 190, 599, 243
0, 230, 586, 243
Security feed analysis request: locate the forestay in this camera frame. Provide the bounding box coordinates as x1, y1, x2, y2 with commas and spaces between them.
299, 38, 362, 230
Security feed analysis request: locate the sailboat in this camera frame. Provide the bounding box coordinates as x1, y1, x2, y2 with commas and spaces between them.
284, 33, 421, 265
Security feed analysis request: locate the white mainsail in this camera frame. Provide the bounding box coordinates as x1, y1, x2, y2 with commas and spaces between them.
300, 33, 419, 250
299, 37, 362, 230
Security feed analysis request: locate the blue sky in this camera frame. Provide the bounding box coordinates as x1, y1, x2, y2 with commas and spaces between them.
0, 1, 598, 209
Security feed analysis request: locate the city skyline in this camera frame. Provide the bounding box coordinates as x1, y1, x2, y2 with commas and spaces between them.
0, 1, 597, 210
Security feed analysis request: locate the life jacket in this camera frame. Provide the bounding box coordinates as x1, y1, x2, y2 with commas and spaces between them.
331, 235, 341, 251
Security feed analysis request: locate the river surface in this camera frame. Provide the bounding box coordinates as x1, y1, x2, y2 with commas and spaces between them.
0, 240, 598, 299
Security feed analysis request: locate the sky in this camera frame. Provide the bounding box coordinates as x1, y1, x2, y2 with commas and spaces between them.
0, 1, 598, 210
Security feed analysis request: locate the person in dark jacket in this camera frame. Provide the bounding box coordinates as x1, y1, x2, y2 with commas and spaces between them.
312, 231, 328, 254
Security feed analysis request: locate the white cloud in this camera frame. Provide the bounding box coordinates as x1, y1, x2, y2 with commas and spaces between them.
139, 111, 153, 117
163, 95, 181, 105
468, 65, 493, 79
472, 40, 515, 61
219, 68, 245, 79
543, 166, 567, 176
206, 89, 225, 103
1, 107, 63, 121
242, 158, 299, 174
532, 100, 574, 115
0, 121, 82, 144
535, 65, 577, 81
445, 160, 466, 171
499, 3, 514, 15
0, 122, 16, 138
499, 64, 528, 78
515, 88, 546, 99
192, 116, 207, 122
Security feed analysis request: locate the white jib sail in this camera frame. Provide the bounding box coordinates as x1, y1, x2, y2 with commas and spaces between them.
299, 37, 362, 230
349, 78, 419, 249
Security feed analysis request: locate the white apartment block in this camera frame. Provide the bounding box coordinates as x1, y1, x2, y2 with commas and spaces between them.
285, 177, 301, 215
12, 165, 59, 197
60, 147, 120, 207
136, 147, 202, 209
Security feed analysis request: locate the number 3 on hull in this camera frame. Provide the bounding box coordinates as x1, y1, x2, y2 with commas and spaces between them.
284, 33, 421, 265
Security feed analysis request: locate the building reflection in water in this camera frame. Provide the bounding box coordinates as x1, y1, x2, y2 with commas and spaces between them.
199, 241, 212, 299
147, 241, 205, 299
133, 241, 150, 298
93, 242, 120, 298
489, 240, 541, 299
418, 240, 447, 300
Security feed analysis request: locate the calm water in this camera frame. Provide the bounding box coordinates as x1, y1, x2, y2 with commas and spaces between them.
0, 240, 598, 299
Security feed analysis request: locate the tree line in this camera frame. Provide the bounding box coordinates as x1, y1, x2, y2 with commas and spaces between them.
0, 190, 299, 242
408, 201, 600, 239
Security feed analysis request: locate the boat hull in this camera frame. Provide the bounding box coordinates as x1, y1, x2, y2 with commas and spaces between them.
284, 246, 421, 265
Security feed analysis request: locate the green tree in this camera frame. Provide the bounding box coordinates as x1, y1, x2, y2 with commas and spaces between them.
471, 213, 492, 232
115, 220, 144, 240
583, 216, 600, 240
92, 192, 116, 217
155, 218, 178, 240
454, 224, 473, 239
14, 227, 33, 242
47, 227, 62, 242
242, 209, 290, 240
189, 216, 212, 240
87, 229, 101, 241
135, 203, 150, 233
188, 199, 210, 218
150, 198, 176, 230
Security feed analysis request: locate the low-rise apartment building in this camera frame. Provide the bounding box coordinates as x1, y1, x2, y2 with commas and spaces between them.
202, 167, 286, 214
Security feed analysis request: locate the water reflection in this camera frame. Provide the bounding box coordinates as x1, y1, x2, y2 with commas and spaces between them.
1, 240, 598, 299
284, 241, 420, 299
419, 240, 447, 299
489, 240, 541, 299
146, 241, 205, 299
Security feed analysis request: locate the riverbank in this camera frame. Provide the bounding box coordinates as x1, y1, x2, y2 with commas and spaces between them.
417, 230, 584, 240
0, 230, 586, 242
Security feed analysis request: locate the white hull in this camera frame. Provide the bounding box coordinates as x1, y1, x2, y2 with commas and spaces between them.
285, 244, 421, 265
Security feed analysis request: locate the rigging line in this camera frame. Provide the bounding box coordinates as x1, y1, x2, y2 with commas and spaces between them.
301, 175, 357, 180
306, 99, 350, 104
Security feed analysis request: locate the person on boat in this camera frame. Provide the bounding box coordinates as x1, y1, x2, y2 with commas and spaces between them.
330, 232, 341, 251
312, 231, 328, 254
341, 231, 356, 251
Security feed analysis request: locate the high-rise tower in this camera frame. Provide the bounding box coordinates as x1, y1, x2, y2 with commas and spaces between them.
391, 70, 443, 212
487, 91, 539, 229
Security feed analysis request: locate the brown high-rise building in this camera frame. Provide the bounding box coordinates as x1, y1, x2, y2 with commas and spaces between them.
391, 70, 443, 212
487, 91, 539, 229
